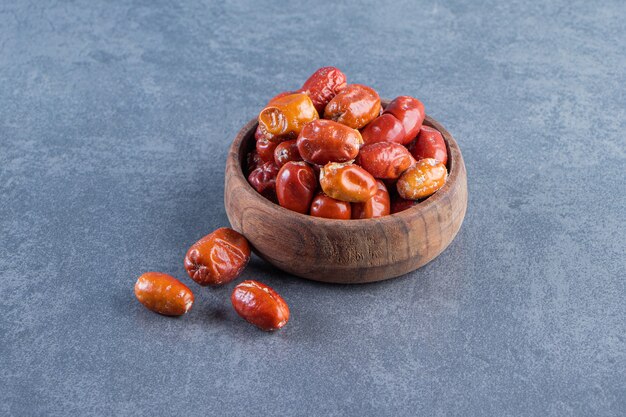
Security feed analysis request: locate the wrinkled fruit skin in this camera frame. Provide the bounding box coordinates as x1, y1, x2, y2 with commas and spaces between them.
275, 161, 317, 214
297, 119, 363, 165
256, 137, 280, 163
384, 96, 425, 144
324, 84, 381, 129
231, 280, 290, 331
320, 162, 378, 203
410, 125, 448, 165
248, 161, 279, 201
299, 66, 347, 114
361, 113, 406, 145
351, 180, 390, 219
258, 93, 319, 138
390, 196, 420, 213
356, 142, 415, 179
397, 158, 447, 200
274, 139, 303, 168
309, 192, 352, 219
184, 228, 251, 286
134, 272, 194, 316
255, 123, 286, 144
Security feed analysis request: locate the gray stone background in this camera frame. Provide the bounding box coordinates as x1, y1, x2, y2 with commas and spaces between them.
1, 1, 624, 416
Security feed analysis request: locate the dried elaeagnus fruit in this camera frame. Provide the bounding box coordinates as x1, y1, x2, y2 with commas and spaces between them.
248, 161, 279, 202
258, 93, 319, 139
299, 66, 347, 114
319, 162, 378, 203
231, 280, 290, 331
184, 228, 251, 286
134, 272, 194, 316
275, 161, 318, 214
397, 158, 447, 200
274, 139, 303, 168
297, 119, 363, 165
361, 113, 406, 145
410, 125, 448, 165
356, 142, 415, 179
383, 96, 425, 144
324, 84, 381, 129
309, 192, 352, 219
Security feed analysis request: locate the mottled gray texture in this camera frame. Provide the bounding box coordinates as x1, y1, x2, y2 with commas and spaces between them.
1, 0, 624, 416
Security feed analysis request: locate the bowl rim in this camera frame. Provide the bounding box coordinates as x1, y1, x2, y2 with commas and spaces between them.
227, 101, 463, 225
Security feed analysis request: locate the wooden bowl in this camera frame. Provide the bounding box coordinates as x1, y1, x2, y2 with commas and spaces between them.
224, 101, 467, 283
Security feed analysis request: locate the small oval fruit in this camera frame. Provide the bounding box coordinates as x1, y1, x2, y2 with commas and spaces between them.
275, 161, 317, 214
184, 228, 251, 286
258, 93, 319, 138
231, 280, 290, 331
309, 192, 352, 219
397, 158, 447, 200
299, 66, 347, 114
297, 119, 363, 165
274, 139, 303, 168
384, 96, 425, 144
324, 84, 381, 129
248, 161, 279, 201
360, 113, 406, 145
134, 272, 194, 316
356, 142, 415, 179
351, 180, 390, 219
319, 162, 378, 203
410, 125, 448, 165
256, 137, 280, 163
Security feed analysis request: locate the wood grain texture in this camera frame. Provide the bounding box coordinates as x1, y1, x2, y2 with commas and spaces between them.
224, 101, 467, 283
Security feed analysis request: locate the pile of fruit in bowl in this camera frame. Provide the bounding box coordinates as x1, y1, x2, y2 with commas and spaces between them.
247, 66, 449, 219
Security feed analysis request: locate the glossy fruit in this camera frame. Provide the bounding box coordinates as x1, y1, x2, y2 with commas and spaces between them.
309, 192, 352, 219
231, 280, 290, 331
275, 161, 317, 214
256, 137, 280, 163
184, 228, 251, 286
324, 84, 381, 129
360, 113, 406, 145
352, 180, 390, 219
319, 162, 378, 203
384, 96, 425, 144
297, 119, 363, 165
390, 196, 420, 213
410, 125, 448, 165
397, 158, 447, 200
356, 142, 415, 179
299, 66, 347, 114
258, 93, 319, 138
248, 161, 279, 201
274, 139, 303, 168
134, 272, 194, 316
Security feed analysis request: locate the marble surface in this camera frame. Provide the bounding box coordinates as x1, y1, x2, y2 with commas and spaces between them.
1, 1, 624, 416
